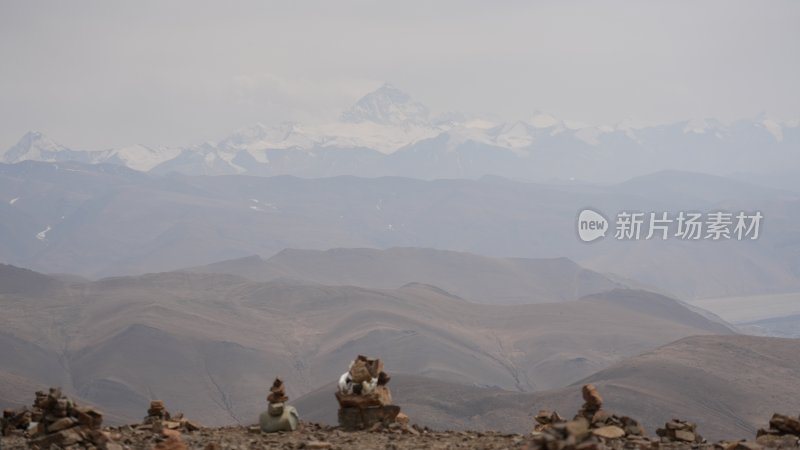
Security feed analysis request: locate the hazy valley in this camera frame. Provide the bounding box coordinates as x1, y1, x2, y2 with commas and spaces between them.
0, 260, 734, 427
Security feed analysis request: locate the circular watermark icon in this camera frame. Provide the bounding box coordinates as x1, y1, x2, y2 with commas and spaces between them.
576, 208, 609, 243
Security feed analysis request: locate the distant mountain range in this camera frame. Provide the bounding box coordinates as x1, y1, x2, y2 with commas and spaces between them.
3, 84, 798, 182
186, 247, 623, 305
2, 162, 799, 300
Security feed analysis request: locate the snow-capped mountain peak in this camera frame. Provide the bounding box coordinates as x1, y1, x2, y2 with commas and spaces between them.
340, 83, 431, 126
3, 131, 71, 163
108, 144, 182, 172
757, 118, 784, 142
529, 112, 560, 129
682, 118, 723, 135
218, 122, 305, 150
4, 84, 796, 180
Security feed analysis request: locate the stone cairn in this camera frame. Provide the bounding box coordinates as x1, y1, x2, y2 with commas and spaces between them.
335, 355, 406, 431
145, 400, 171, 422
1, 390, 47, 437
17, 387, 114, 450
656, 419, 704, 444
754, 413, 800, 448
259, 378, 299, 433
268, 378, 289, 404
138, 400, 200, 432
120, 400, 201, 450
529, 384, 648, 450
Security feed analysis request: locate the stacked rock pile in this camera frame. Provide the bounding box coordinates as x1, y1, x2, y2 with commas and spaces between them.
145, 400, 170, 422
259, 378, 300, 433
335, 355, 402, 431
529, 384, 649, 450
23, 387, 114, 450
138, 400, 200, 433
0, 390, 50, 436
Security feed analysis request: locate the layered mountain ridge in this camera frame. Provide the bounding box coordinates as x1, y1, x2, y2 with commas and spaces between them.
3, 85, 798, 182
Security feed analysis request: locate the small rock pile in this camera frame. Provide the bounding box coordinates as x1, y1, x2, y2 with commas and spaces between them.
120, 400, 201, 450
755, 413, 800, 448
533, 411, 566, 432
335, 355, 402, 431
0, 390, 49, 436
259, 378, 300, 433
139, 400, 200, 432
576, 384, 603, 420
267, 378, 289, 404
2, 409, 33, 437
656, 419, 704, 444
576, 384, 646, 440
25, 387, 115, 450
529, 384, 649, 450
145, 400, 170, 422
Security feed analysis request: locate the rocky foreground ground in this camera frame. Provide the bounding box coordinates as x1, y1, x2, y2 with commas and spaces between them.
3, 383, 800, 450
2, 421, 800, 450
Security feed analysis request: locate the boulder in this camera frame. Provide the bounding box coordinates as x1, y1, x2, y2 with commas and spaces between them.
673, 429, 696, 442
592, 425, 625, 440
769, 413, 800, 436
259, 404, 299, 433
756, 434, 799, 448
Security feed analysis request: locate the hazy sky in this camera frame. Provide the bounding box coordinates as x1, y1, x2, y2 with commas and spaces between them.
1, 0, 798, 150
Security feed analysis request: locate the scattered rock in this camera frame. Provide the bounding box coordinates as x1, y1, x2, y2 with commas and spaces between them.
656, 418, 703, 443
564, 417, 590, 439
139, 400, 201, 433
396, 413, 410, 426
727, 440, 764, 450
533, 410, 566, 432
153, 434, 187, 450
4, 382, 800, 450
1, 408, 32, 437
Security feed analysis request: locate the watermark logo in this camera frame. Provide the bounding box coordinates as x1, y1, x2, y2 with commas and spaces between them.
577, 209, 763, 242
577, 209, 609, 242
